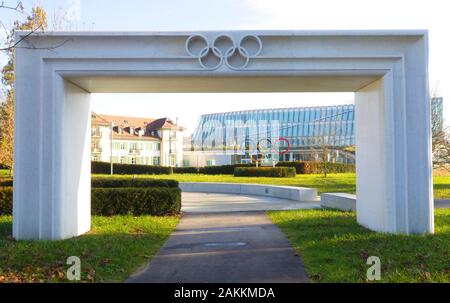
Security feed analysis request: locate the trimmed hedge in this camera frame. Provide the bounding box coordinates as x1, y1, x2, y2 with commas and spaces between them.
0, 186, 181, 216
92, 161, 173, 175
173, 167, 201, 174
92, 161, 355, 176
0, 163, 10, 169
0, 187, 13, 215
91, 187, 181, 216
199, 164, 253, 175
181, 162, 355, 175
91, 177, 178, 188
234, 167, 296, 178
0, 178, 13, 187
276, 161, 355, 174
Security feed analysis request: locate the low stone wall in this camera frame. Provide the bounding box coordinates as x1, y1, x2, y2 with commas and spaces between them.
179, 182, 318, 202
320, 193, 356, 211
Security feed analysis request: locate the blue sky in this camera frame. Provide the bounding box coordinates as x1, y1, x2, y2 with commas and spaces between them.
1, 0, 449, 133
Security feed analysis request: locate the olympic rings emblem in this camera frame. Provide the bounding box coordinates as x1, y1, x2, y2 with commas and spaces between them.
185, 34, 262, 70
248, 137, 291, 163
274, 137, 291, 155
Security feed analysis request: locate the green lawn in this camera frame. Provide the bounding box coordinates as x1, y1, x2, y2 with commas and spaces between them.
267, 208, 450, 282
0, 215, 179, 282
94, 173, 450, 199
433, 175, 450, 199
0, 169, 11, 178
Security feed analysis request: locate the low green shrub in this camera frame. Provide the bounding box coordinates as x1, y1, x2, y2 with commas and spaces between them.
91, 177, 178, 188
199, 164, 252, 175
176, 162, 355, 175
0, 178, 13, 187
234, 167, 296, 178
0, 163, 10, 169
0, 178, 181, 216
0, 187, 13, 215
173, 167, 201, 174
91, 187, 181, 216
92, 161, 173, 175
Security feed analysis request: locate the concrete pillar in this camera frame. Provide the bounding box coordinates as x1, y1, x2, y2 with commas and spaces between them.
13, 71, 91, 240
355, 77, 433, 234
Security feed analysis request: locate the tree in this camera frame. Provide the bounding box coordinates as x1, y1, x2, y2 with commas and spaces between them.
320, 143, 330, 178
0, 90, 14, 170
430, 97, 450, 170
0, 5, 47, 172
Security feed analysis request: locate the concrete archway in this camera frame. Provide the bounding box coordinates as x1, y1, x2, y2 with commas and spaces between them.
13, 30, 433, 239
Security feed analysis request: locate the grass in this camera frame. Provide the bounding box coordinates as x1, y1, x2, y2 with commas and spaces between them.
0, 215, 179, 282
0, 169, 11, 178
432, 175, 450, 199
267, 208, 450, 282
94, 173, 450, 199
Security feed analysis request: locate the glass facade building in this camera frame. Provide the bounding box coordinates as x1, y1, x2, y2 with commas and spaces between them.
188, 98, 443, 165
190, 104, 356, 163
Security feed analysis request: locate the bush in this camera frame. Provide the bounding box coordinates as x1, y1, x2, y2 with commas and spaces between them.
177, 162, 355, 175
91, 177, 178, 188
199, 164, 252, 175
0, 186, 181, 216
92, 161, 173, 175
91, 187, 181, 216
276, 161, 355, 174
234, 167, 296, 178
0, 178, 13, 187
173, 167, 200, 174
0, 177, 181, 216
0, 187, 13, 215
0, 163, 10, 169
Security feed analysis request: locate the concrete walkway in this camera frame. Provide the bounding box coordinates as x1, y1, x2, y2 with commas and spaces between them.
125, 211, 309, 283
182, 192, 320, 213
435, 199, 450, 208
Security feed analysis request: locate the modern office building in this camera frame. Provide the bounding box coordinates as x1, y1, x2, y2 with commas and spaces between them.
185, 98, 444, 166
91, 112, 185, 167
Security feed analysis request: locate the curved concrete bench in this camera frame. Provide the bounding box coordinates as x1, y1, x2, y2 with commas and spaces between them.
179, 182, 318, 202
320, 193, 356, 211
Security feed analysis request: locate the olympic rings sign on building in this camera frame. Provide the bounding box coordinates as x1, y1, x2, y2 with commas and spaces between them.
185, 34, 262, 70
248, 137, 291, 164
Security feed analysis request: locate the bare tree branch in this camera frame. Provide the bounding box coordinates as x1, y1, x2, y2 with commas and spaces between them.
0, 24, 42, 51
0, 1, 24, 13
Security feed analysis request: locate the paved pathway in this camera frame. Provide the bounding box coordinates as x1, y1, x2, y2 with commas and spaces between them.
435, 199, 450, 209
125, 211, 309, 283
126, 193, 449, 283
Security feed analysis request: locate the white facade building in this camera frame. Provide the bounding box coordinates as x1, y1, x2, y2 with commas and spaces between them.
91, 112, 184, 167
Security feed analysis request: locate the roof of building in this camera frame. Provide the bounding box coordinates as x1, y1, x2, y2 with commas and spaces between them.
91, 112, 184, 141
91, 112, 110, 126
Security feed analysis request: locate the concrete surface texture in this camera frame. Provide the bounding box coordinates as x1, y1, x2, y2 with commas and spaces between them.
179, 182, 319, 202
435, 199, 450, 208
125, 212, 309, 283
14, 30, 432, 239
320, 193, 357, 211
182, 192, 320, 213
